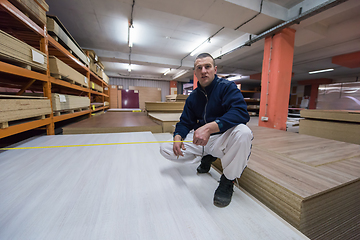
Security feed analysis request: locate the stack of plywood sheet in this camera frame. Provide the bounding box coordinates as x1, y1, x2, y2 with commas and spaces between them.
299, 109, 360, 144
83, 49, 104, 78
90, 81, 103, 93
9, 0, 49, 27
101, 70, 109, 84
145, 101, 185, 113
108, 85, 123, 109
62, 112, 162, 134
0, 29, 47, 71
0, 95, 51, 128
47, 15, 89, 66
212, 125, 360, 239
49, 56, 88, 88
51, 93, 90, 112
129, 86, 161, 110
166, 94, 188, 102
148, 113, 181, 133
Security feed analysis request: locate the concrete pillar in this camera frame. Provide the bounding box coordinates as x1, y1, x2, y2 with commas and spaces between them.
170, 81, 177, 95
193, 73, 198, 90
258, 28, 296, 130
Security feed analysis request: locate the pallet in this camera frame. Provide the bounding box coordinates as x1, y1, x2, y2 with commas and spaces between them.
53, 107, 89, 116
51, 74, 88, 88
1, 114, 46, 129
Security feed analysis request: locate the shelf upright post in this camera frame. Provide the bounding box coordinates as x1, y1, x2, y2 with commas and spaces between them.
87, 70, 92, 118
41, 25, 55, 135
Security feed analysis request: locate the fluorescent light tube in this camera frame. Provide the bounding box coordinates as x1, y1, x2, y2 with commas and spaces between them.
190, 39, 211, 57
163, 68, 171, 75
128, 26, 134, 48
173, 70, 188, 79
309, 68, 334, 74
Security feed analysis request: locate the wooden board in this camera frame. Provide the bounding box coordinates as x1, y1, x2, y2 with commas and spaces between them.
148, 113, 181, 133
129, 86, 161, 110
213, 124, 360, 239
145, 101, 185, 113
0, 132, 308, 240
0, 98, 51, 123
62, 112, 162, 134
8, 0, 48, 27
52, 93, 90, 111
300, 109, 360, 123
49, 56, 88, 88
0, 29, 47, 71
109, 85, 117, 109
299, 118, 360, 144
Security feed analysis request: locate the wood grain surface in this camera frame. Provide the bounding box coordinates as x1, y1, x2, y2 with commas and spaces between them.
62, 112, 162, 134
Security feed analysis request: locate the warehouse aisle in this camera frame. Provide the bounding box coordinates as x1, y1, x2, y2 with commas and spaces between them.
0, 132, 307, 240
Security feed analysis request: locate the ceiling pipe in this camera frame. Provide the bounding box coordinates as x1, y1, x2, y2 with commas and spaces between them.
234, 0, 264, 31
216, 0, 349, 60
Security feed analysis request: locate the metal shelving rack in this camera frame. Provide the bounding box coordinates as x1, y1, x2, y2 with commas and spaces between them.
0, 0, 109, 139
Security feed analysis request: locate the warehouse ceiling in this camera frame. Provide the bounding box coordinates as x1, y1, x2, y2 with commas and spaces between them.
46, 0, 360, 86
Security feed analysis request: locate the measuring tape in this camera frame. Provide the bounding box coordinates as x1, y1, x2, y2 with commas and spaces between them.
0, 140, 192, 151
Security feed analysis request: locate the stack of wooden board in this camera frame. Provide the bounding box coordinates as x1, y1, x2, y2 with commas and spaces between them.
212, 125, 360, 239
299, 109, 360, 144
166, 94, 188, 102
47, 15, 89, 66
90, 81, 103, 93
109, 85, 122, 109
0, 132, 308, 239
51, 93, 90, 112
49, 56, 88, 88
0, 29, 47, 71
145, 101, 185, 113
129, 86, 161, 110
148, 113, 181, 133
0, 95, 51, 128
83, 49, 104, 78
62, 112, 162, 134
9, 0, 49, 27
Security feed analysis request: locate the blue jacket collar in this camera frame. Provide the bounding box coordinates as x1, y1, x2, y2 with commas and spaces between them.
198, 74, 219, 94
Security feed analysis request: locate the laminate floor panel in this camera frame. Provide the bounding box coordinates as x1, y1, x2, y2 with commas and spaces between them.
0, 132, 307, 240
62, 112, 162, 134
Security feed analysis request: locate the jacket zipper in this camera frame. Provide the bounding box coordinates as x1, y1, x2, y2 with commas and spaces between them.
201, 89, 208, 124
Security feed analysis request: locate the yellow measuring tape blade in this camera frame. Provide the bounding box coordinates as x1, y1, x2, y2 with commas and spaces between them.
0, 140, 192, 150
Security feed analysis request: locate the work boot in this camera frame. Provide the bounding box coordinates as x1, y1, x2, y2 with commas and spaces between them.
213, 174, 234, 207
197, 155, 217, 173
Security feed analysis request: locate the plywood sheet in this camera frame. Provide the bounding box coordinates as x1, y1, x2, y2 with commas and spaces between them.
214, 125, 360, 239
49, 56, 88, 87
0, 132, 308, 240
145, 102, 185, 113
0, 29, 47, 71
0, 98, 51, 122
129, 86, 161, 110
62, 112, 162, 134
299, 118, 360, 144
300, 109, 360, 123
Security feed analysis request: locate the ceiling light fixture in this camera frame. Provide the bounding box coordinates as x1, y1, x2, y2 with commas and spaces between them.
190, 39, 211, 57
128, 25, 134, 48
128, 64, 132, 72
163, 68, 171, 75
173, 70, 188, 79
309, 68, 334, 74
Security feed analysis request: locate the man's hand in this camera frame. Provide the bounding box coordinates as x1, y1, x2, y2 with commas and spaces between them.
193, 121, 220, 146
173, 134, 186, 157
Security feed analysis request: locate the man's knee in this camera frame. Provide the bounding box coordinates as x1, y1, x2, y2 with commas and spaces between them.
233, 124, 253, 142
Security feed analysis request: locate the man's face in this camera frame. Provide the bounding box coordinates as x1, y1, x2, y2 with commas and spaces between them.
194, 57, 217, 88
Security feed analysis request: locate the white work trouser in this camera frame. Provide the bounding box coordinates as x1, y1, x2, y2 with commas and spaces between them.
160, 124, 253, 180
